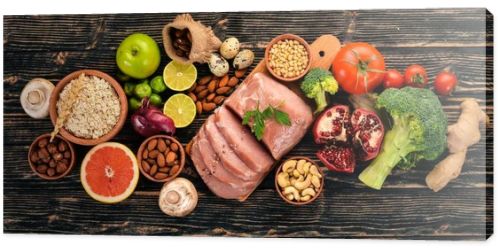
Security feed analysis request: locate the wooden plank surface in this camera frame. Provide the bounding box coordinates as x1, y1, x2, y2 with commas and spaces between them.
3, 8, 493, 239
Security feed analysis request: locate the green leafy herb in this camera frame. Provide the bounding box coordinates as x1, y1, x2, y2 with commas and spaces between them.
242, 101, 291, 140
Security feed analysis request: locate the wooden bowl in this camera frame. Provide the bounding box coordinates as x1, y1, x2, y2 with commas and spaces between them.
49, 69, 128, 146
265, 34, 312, 82
137, 135, 185, 183
28, 133, 76, 180
275, 156, 324, 206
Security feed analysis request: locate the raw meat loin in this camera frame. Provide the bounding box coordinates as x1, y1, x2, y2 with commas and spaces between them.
225, 72, 313, 159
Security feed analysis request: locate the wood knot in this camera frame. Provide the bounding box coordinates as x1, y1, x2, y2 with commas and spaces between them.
53, 51, 69, 65
4, 75, 19, 85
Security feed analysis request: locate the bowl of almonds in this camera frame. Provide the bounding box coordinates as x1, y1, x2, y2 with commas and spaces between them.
265, 34, 312, 82
28, 133, 75, 180
275, 156, 324, 205
137, 135, 185, 183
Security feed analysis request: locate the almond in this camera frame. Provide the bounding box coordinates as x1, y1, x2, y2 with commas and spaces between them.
195, 85, 206, 93
214, 96, 225, 105
219, 75, 229, 88
197, 89, 209, 99
216, 86, 231, 95
202, 102, 216, 112
154, 172, 168, 180
170, 143, 179, 152
206, 93, 215, 102
188, 92, 197, 102
235, 68, 247, 78
147, 139, 158, 151
185, 140, 193, 156
228, 76, 239, 87
157, 153, 166, 167
142, 160, 151, 172
159, 167, 169, 173
142, 149, 149, 159
148, 150, 159, 158
196, 101, 202, 114
149, 164, 158, 176
198, 75, 212, 85
166, 151, 177, 165
208, 79, 217, 93
170, 164, 181, 176
157, 139, 167, 152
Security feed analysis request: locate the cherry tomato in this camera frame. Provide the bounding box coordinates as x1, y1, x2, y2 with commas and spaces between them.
404, 64, 428, 88
434, 70, 458, 95
332, 42, 385, 94
383, 69, 404, 89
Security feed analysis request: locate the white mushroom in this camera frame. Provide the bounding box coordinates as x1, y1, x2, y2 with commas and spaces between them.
20, 78, 54, 119
158, 177, 198, 217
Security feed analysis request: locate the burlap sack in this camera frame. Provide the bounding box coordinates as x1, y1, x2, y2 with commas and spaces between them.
162, 14, 222, 64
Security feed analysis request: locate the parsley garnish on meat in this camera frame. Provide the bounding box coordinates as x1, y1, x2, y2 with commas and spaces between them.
242, 101, 291, 140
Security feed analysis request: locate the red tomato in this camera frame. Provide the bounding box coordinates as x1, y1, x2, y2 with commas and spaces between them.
404, 64, 428, 87
434, 70, 458, 95
383, 69, 405, 88
332, 42, 385, 94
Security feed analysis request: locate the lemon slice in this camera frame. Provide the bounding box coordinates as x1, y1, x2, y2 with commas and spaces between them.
163, 93, 196, 128
163, 61, 197, 91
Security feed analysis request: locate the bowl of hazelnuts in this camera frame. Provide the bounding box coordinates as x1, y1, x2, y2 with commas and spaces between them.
28, 133, 75, 180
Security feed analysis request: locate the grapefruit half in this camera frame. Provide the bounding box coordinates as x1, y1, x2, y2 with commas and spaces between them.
81, 142, 139, 204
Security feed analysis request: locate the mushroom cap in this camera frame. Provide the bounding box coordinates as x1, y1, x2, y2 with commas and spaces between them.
20, 78, 54, 119
159, 177, 198, 217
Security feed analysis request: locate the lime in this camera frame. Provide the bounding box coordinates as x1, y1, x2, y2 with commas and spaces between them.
150, 76, 167, 93
129, 97, 142, 111
134, 81, 152, 99
163, 93, 196, 128
163, 61, 197, 91
149, 93, 163, 107
124, 82, 136, 96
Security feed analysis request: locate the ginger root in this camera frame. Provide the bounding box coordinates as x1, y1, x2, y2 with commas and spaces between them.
426, 99, 489, 192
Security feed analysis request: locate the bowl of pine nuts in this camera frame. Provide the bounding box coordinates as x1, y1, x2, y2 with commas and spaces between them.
265, 34, 312, 82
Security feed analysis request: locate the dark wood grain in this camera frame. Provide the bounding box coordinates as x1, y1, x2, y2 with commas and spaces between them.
3, 8, 493, 239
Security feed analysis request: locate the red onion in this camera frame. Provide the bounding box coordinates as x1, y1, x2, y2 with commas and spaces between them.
131, 98, 176, 137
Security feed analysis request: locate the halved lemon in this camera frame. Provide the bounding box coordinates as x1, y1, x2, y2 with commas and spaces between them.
163, 61, 197, 91
163, 93, 196, 128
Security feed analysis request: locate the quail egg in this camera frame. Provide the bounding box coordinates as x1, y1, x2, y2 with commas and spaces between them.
220, 37, 240, 59
233, 49, 255, 70
208, 53, 229, 77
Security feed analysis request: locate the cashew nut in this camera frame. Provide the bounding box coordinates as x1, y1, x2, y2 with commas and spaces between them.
302, 161, 311, 174
292, 169, 301, 178
294, 174, 312, 190
283, 186, 300, 201
277, 172, 290, 188
301, 187, 316, 197
296, 159, 307, 174
286, 193, 294, 201
300, 195, 312, 202
282, 160, 297, 173
309, 165, 322, 178
311, 175, 321, 188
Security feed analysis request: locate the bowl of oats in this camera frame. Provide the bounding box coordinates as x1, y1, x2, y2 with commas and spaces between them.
49, 69, 128, 145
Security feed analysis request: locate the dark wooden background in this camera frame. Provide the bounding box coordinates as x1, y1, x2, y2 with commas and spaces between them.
3, 9, 493, 239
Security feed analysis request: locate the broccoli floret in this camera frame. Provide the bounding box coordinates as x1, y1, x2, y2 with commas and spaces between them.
300, 68, 339, 113
358, 87, 447, 189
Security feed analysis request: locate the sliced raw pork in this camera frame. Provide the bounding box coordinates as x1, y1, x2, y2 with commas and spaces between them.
214, 106, 274, 173
225, 72, 313, 159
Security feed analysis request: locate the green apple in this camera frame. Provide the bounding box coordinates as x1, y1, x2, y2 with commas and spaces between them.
116, 33, 161, 79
